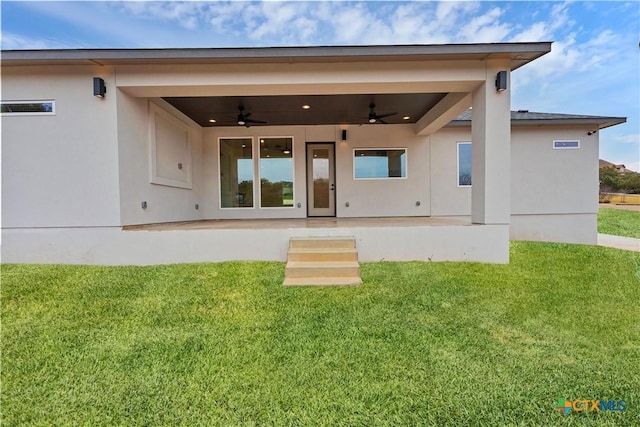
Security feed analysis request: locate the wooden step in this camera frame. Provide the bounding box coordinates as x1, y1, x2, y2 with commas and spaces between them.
283, 236, 361, 286
287, 248, 358, 262
289, 237, 355, 249
283, 276, 362, 286
285, 261, 360, 278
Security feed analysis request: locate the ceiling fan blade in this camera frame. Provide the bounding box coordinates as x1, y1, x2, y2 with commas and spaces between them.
376, 112, 398, 119
245, 118, 267, 124
377, 118, 388, 124
244, 112, 252, 118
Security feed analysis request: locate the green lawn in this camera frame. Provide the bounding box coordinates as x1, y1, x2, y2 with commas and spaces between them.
2, 242, 639, 426
598, 207, 640, 239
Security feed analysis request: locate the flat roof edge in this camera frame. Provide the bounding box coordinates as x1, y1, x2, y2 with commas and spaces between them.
1, 42, 552, 64
446, 117, 627, 129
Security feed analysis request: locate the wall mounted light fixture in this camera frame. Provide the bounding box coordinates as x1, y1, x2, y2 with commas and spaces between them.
93, 77, 106, 98
587, 130, 597, 135
495, 71, 507, 92
342, 129, 347, 141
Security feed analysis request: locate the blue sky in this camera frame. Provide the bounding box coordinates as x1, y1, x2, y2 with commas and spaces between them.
2, 1, 638, 171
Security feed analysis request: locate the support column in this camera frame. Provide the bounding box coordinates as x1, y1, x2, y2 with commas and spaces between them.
471, 59, 511, 225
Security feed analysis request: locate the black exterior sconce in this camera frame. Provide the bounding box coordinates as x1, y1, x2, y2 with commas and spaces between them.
495, 71, 507, 92
93, 77, 106, 98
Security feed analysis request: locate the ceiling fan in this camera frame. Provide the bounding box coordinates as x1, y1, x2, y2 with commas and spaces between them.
236, 105, 267, 127
367, 103, 397, 124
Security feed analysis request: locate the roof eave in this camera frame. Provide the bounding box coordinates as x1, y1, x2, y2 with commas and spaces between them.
1, 42, 552, 69
446, 117, 627, 129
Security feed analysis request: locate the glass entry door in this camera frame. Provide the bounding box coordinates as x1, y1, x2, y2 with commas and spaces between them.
306, 143, 335, 217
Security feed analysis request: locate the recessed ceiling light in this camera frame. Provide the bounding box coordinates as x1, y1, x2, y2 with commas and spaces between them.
302, 104, 311, 110
242, 144, 246, 148
208, 119, 217, 123
260, 139, 265, 143
283, 149, 290, 154
403, 116, 410, 120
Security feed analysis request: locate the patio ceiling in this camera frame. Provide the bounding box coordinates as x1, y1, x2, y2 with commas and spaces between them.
163, 93, 448, 127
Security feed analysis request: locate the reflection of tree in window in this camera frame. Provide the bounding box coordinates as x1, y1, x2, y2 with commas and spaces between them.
220, 138, 253, 207
260, 138, 294, 207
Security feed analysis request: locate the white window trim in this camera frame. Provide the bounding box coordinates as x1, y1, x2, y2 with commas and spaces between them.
148, 102, 192, 189
553, 140, 580, 149
218, 137, 256, 210
1, 100, 55, 116
457, 142, 472, 188
353, 147, 408, 180
258, 136, 295, 209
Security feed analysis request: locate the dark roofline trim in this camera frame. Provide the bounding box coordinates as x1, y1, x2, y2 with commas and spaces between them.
1, 42, 552, 68
447, 117, 627, 130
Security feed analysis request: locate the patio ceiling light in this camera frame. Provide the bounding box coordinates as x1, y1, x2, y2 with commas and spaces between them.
302, 104, 311, 110
208, 118, 216, 123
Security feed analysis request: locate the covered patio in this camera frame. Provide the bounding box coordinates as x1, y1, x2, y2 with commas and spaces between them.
123, 215, 471, 231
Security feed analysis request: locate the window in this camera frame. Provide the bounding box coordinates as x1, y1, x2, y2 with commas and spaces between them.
553, 140, 580, 149
1, 100, 55, 115
220, 138, 254, 208
354, 149, 406, 179
457, 142, 472, 186
259, 137, 294, 208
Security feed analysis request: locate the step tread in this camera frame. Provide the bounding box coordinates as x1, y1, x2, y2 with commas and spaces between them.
289, 237, 355, 241
283, 276, 363, 286
289, 237, 356, 249
286, 261, 360, 268
288, 248, 358, 253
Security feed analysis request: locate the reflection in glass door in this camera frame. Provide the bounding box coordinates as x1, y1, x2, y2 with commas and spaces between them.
306, 143, 335, 216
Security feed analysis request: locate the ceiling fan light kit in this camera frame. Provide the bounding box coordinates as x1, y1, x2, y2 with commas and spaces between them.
222, 101, 402, 127
367, 103, 397, 124
236, 105, 267, 127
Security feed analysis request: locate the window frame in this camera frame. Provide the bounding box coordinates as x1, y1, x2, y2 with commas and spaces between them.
258, 136, 295, 209
553, 140, 580, 149
218, 136, 256, 209
457, 142, 472, 187
1, 100, 55, 116
352, 147, 408, 180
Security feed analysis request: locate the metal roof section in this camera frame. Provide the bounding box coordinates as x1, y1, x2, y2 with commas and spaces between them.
448, 109, 627, 129
1, 42, 552, 69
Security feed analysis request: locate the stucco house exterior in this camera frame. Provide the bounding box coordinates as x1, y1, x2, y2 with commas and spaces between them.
1, 43, 626, 265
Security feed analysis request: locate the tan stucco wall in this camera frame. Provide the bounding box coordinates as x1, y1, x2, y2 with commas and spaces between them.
430, 125, 599, 243
116, 95, 204, 225
116, 60, 486, 97
511, 126, 599, 215
1, 65, 121, 228
202, 123, 431, 219
335, 124, 430, 217
2, 61, 598, 245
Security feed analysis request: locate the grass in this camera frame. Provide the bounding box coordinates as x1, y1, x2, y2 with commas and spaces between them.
598, 207, 640, 239
2, 242, 639, 426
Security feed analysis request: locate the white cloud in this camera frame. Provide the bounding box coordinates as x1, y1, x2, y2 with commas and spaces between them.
460, 7, 511, 43
119, 1, 208, 30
